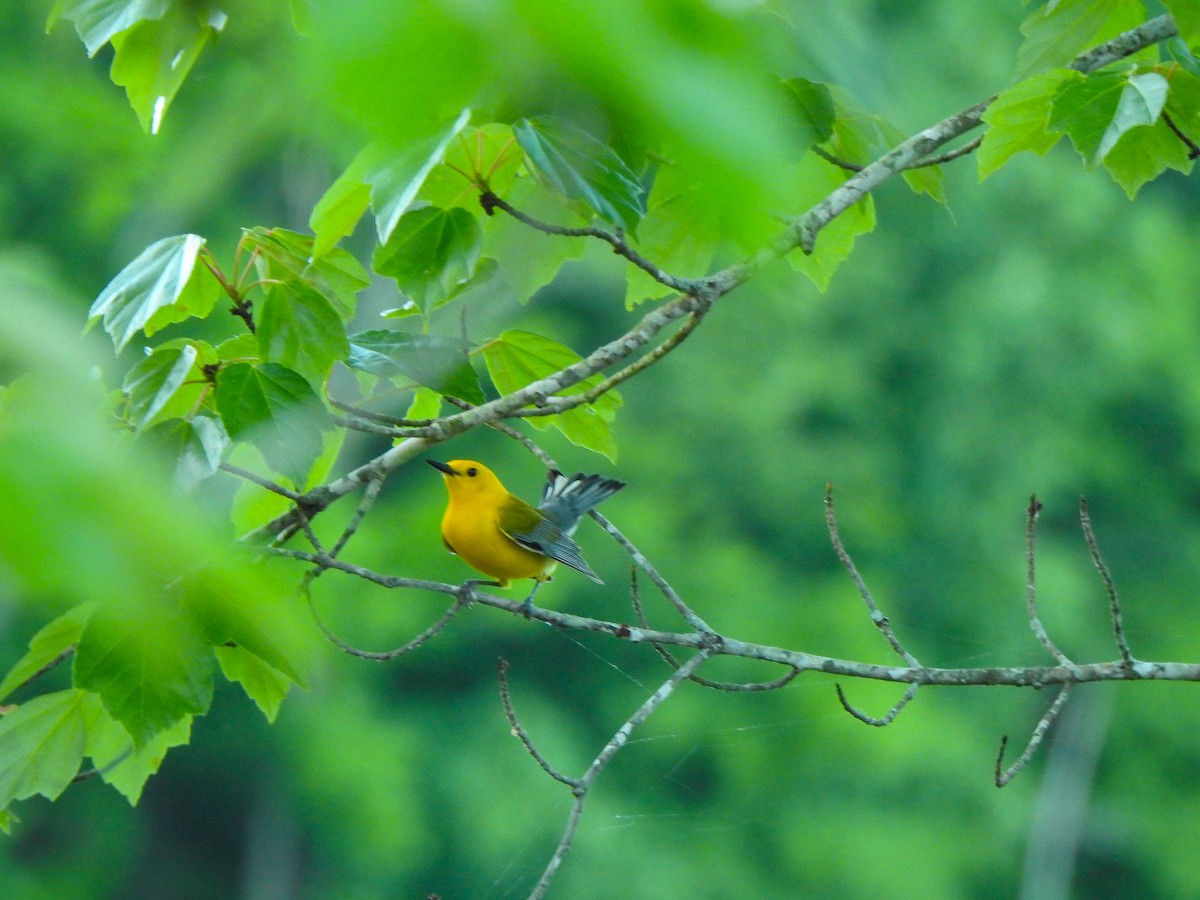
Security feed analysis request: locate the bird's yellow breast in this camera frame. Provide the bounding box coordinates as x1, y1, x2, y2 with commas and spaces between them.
441, 504, 556, 586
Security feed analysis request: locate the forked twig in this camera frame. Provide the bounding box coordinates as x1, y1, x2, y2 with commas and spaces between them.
995, 685, 1074, 787
1079, 497, 1134, 666
519, 649, 713, 900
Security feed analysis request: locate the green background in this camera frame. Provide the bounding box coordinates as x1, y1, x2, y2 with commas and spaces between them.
4, 1, 1200, 897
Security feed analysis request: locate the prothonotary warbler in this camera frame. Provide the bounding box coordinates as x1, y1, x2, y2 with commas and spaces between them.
428, 459, 625, 612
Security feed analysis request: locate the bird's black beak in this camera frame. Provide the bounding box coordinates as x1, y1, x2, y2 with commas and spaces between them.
427, 459, 457, 476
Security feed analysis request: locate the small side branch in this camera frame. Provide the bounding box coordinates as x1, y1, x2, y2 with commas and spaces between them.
591, 510, 716, 635
480, 192, 701, 297
836, 682, 919, 727
219, 463, 304, 502
825, 484, 919, 666
1079, 497, 1134, 666
995, 685, 1074, 788
1025, 495, 1072, 665
497, 658, 580, 788
526, 649, 712, 900
1162, 110, 1200, 159
304, 581, 466, 661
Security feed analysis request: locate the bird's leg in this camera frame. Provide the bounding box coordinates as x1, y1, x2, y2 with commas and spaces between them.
521, 580, 545, 619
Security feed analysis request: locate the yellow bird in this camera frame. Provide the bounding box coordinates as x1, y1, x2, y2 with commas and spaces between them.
428, 459, 625, 611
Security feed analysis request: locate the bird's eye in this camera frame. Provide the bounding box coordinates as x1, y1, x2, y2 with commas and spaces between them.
467, 467, 478, 477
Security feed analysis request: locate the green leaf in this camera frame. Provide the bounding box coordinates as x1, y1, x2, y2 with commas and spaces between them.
0, 809, 18, 834
122, 343, 201, 428
242, 228, 368, 321
364, 109, 473, 244
0, 690, 88, 806
88, 234, 215, 352
979, 70, 1080, 178
109, 6, 225, 134
257, 281, 350, 386
1165, 67, 1200, 131
0, 605, 96, 703
482, 176, 587, 302
347, 331, 484, 403
781, 78, 837, 148
1016, 0, 1148, 79
513, 116, 646, 232
83, 696, 191, 805
1165, 0, 1200, 42
215, 646, 294, 723
54, 0, 168, 56
183, 571, 306, 685
482, 330, 622, 461
625, 162, 718, 307
308, 163, 372, 258
1102, 117, 1194, 196
215, 362, 332, 485
214, 332, 258, 363
436, 257, 518, 311
141, 415, 229, 490
372, 207, 482, 311
786, 155, 876, 291
74, 603, 213, 748
406, 386, 443, 421
1049, 71, 1168, 164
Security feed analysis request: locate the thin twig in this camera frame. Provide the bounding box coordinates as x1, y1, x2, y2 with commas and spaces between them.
496, 658, 581, 787
329, 397, 436, 428
304, 581, 466, 661
995, 685, 1074, 787
528, 649, 712, 900
835, 682, 919, 727
1025, 495, 1071, 665
590, 509, 715, 635
1162, 110, 1200, 159
328, 475, 386, 560
812, 145, 863, 172
1079, 497, 1134, 666
824, 484, 919, 666
481, 192, 698, 295
219, 463, 304, 501
909, 135, 982, 168
73, 748, 132, 783
8, 646, 76, 695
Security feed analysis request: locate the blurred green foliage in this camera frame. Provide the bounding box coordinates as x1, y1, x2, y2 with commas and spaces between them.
5, 1, 1200, 898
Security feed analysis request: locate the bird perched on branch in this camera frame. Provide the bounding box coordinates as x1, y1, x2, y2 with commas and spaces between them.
428, 459, 625, 613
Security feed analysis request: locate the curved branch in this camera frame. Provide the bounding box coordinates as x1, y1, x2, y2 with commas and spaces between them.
836, 682, 919, 727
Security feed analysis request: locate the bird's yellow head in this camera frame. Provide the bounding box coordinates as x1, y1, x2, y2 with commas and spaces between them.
427, 459, 508, 501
